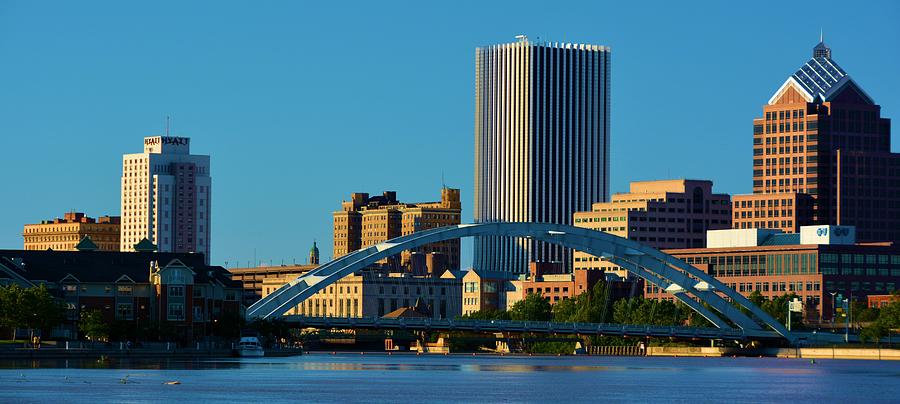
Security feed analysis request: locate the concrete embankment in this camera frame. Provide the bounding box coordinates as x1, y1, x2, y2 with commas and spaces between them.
645, 346, 900, 360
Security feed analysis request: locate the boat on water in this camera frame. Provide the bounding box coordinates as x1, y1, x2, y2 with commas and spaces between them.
236, 336, 265, 357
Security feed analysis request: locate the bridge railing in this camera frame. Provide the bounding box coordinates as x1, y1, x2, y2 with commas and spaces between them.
281, 316, 762, 339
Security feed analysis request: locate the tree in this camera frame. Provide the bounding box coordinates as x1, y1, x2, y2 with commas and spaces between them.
756, 293, 800, 325
0, 284, 64, 340
553, 280, 612, 324
552, 297, 577, 322
21, 285, 65, 339
612, 296, 689, 326
80, 310, 109, 342
0, 285, 19, 339
862, 292, 900, 343
509, 293, 551, 321
460, 308, 510, 321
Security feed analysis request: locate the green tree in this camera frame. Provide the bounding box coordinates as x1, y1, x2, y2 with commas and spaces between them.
612, 296, 688, 326
743, 291, 804, 326
459, 308, 510, 321
552, 297, 577, 322
79, 310, 109, 342
509, 293, 551, 321
0, 285, 20, 339
551, 280, 612, 324
860, 321, 889, 343
862, 292, 900, 342
21, 285, 65, 338
0, 285, 65, 339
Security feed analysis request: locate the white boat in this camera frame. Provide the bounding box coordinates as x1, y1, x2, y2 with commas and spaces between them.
237, 337, 265, 357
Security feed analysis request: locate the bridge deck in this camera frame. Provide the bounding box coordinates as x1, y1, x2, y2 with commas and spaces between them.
281, 316, 784, 341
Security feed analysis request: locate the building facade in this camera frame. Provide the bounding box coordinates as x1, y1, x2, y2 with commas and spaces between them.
333, 188, 461, 270
520, 263, 606, 305
228, 263, 320, 306
474, 37, 611, 274
261, 270, 463, 320
23, 212, 120, 252
733, 40, 898, 242
0, 249, 241, 341
121, 136, 212, 263
647, 225, 900, 322
573, 180, 732, 277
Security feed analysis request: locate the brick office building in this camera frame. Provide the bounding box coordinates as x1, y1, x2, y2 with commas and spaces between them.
23, 212, 121, 252
333, 188, 461, 270
646, 225, 900, 322
733, 40, 899, 242
573, 179, 732, 278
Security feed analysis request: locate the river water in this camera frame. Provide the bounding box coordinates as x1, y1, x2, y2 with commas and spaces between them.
1, 354, 899, 403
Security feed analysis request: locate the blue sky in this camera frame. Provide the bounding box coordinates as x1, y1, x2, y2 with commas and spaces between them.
0, 1, 897, 268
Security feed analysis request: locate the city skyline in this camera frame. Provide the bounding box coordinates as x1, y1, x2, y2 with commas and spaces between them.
1, 2, 898, 267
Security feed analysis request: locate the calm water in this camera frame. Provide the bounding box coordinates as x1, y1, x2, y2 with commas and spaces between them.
1, 354, 899, 403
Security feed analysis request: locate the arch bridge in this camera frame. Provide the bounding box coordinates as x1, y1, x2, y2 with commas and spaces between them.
246, 223, 794, 342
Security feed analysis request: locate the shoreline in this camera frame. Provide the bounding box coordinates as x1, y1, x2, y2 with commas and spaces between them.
3, 347, 898, 361
0, 348, 303, 360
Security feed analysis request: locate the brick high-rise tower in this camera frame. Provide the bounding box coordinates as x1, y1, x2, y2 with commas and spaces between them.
733, 39, 898, 242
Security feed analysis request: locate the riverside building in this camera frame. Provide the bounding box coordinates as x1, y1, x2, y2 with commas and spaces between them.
260, 269, 463, 320
23, 212, 120, 252
121, 136, 212, 263
333, 188, 461, 271
648, 225, 900, 323
474, 37, 611, 274
732, 39, 898, 242
0, 249, 241, 341
573, 180, 732, 277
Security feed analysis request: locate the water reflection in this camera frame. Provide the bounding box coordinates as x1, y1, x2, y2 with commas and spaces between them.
3, 355, 900, 403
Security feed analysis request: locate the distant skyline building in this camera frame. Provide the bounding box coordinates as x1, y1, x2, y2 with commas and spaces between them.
23, 211, 120, 252
732, 40, 898, 242
572, 179, 732, 277
121, 136, 212, 263
333, 188, 461, 270
474, 37, 611, 273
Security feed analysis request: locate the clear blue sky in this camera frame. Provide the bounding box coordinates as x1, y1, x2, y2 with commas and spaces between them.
1, 1, 898, 268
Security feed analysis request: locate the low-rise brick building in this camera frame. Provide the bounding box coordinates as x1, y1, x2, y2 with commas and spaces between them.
0, 249, 241, 341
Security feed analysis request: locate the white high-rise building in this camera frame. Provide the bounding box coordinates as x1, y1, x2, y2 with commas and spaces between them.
120, 136, 211, 263
474, 38, 611, 273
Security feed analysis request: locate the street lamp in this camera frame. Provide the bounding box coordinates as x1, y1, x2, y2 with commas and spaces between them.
829, 292, 837, 331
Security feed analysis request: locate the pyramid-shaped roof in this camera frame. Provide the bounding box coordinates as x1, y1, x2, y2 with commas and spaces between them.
75, 236, 99, 251
133, 238, 157, 252
768, 42, 873, 105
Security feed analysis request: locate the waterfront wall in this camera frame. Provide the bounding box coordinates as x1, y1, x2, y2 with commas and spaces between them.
643, 346, 900, 360
775, 347, 900, 360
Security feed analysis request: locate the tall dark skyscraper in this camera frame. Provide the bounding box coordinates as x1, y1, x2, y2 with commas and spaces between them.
733, 39, 898, 242
473, 37, 611, 273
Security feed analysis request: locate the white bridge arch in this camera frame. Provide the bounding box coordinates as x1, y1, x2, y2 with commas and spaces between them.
246, 223, 792, 340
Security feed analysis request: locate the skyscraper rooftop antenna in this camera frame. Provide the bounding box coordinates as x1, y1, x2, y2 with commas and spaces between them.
820, 28, 824, 43
165, 116, 170, 136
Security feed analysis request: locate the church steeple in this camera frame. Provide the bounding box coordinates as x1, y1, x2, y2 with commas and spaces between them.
309, 241, 320, 265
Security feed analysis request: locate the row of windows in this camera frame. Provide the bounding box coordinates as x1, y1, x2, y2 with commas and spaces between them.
763, 121, 807, 134
765, 109, 806, 121
821, 267, 900, 277
825, 280, 896, 293
735, 198, 795, 209
820, 253, 900, 265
